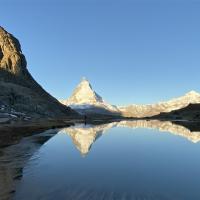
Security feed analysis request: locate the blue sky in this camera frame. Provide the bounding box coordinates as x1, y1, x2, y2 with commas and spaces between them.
1, 0, 200, 105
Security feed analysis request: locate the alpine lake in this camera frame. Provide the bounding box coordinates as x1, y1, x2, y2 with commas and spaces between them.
1, 120, 200, 200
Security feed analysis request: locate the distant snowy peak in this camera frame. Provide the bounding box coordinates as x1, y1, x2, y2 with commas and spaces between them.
119, 90, 200, 118
61, 78, 103, 105
184, 90, 200, 99
158, 90, 200, 106
76, 79, 102, 103
60, 78, 120, 114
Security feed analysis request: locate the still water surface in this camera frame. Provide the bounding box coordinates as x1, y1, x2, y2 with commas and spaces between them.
3, 120, 200, 200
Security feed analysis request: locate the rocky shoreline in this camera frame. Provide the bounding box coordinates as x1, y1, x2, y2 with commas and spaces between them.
0, 119, 78, 147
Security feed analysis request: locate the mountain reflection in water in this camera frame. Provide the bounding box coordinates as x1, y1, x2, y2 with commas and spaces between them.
62, 120, 200, 155
1, 120, 200, 200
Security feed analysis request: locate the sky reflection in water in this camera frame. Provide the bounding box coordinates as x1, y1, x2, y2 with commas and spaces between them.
13, 121, 200, 200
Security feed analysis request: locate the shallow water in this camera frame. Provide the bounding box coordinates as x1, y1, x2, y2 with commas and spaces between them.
1, 120, 200, 200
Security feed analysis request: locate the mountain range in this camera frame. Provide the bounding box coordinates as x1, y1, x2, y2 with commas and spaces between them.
1, 26, 199, 121
61, 78, 200, 120
119, 90, 200, 118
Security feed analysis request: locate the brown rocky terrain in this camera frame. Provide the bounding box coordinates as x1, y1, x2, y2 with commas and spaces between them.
0, 27, 78, 120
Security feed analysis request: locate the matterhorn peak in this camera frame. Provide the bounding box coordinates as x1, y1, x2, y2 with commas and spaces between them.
60, 78, 120, 114
64, 78, 103, 105
78, 77, 94, 91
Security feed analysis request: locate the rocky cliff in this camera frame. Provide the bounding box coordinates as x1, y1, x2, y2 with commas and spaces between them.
0, 27, 77, 119
0, 27, 27, 76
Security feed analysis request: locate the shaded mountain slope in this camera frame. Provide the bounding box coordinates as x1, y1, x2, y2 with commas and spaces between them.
153, 104, 200, 121
0, 27, 77, 119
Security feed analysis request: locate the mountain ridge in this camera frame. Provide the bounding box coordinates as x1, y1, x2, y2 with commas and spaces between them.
0, 26, 77, 119
119, 90, 200, 118
60, 77, 200, 119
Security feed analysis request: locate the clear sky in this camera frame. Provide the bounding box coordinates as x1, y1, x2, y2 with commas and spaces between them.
1, 0, 200, 106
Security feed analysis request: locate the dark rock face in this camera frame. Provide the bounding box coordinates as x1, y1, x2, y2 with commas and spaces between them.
153, 104, 200, 121
0, 48, 3, 60
0, 27, 77, 118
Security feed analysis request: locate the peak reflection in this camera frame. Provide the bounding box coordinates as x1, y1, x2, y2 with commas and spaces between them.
61, 123, 117, 155
61, 120, 200, 155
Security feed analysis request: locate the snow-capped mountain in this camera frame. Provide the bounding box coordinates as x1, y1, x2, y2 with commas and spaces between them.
60, 78, 120, 115
119, 90, 200, 118
60, 78, 200, 119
